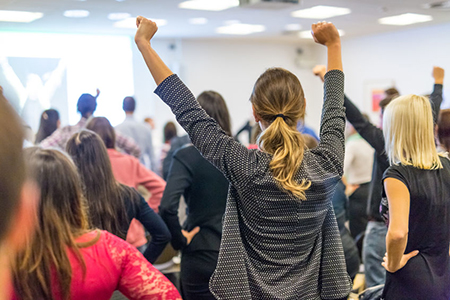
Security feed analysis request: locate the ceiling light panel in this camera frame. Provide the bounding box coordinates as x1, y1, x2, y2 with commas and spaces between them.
63, 10, 90, 18
216, 23, 265, 35
291, 5, 351, 19
114, 17, 167, 29
189, 17, 208, 25
378, 13, 433, 26
107, 13, 131, 21
179, 0, 239, 11
0, 10, 43, 23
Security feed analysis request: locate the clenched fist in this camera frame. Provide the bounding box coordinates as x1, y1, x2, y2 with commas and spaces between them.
311, 22, 340, 47
135, 16, 158, 47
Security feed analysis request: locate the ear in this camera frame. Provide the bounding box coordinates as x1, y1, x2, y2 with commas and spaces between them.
5, 180, 39, 251
252, 105, 261, 123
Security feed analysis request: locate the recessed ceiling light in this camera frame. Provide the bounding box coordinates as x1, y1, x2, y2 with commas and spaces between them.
299, 29, 345, 39
63, 10, 90, 18
114, 17, 167, 29
285, 24, 302, 31
0, 10, 43, 23
216, 23, 265, 35
378, 13, 433, 26
291, 5, 351, 19
108, 12, 131, 21
179, 0, 239, 11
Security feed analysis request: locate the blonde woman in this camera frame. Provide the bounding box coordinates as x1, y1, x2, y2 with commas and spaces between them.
380, 95, 450, 299
135, 18, 351, 300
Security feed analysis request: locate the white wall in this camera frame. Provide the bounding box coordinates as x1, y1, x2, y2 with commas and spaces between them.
338, 22, 450, 122
131, 38, 326, 148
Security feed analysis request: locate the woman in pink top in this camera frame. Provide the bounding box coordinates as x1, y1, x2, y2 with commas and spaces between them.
12, 148, 181, 300
86, 117, 166, 250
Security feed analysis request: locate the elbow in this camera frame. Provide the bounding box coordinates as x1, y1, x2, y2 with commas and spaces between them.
388, 229, 408, 241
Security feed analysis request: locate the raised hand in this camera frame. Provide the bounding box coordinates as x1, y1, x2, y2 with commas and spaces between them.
311, 22, 340, 47
135, 16, 158, 47
432, 66, 444, 85
313, 65, 327, 82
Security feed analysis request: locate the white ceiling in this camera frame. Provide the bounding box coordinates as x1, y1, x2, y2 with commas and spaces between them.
0, 0, 449, 42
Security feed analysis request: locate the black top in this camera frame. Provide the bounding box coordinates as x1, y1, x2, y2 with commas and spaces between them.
162, 134, 190, 180
155, 71, 351, 300
380, 157, 450, 299
159, 145, 228, 253
343, 84, 443, 221
123, 189, 171, 263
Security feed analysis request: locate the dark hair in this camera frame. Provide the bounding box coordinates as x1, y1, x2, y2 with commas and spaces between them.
66, 130, 137, 240
379, 88, 400, 112
85, 117, 115, 149
123, 96, 136, 112
35, 109, 60, 144
0, 91, 25, 242
438, 109, 450, 152
77, 93, 97, 118
14, 148, 91, 300
197, 91, 232, 136
163, 122, 177, 143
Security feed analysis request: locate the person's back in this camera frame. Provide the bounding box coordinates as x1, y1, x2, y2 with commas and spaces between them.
116, 97, 155, 170
136, 18, 351, 299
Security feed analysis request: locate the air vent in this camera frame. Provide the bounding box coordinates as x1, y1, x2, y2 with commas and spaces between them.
240, 0, 300, 10
423, 1, 450, 9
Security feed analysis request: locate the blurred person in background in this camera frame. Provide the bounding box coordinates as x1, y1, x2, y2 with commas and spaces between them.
34, 109, 60, 144
116, 97, 156, 171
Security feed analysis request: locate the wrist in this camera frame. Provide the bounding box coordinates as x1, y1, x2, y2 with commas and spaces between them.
435, 79, 444, 85
136, 39, 151, 51
325, 41, 341, 49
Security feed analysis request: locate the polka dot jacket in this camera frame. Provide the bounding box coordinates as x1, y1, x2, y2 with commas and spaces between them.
155, 70, 352, 300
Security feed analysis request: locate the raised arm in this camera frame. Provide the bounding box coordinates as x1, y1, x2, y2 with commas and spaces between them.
431, 66, 444, 124
310, 23, 346, 176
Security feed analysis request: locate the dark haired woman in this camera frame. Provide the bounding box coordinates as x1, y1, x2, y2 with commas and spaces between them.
66, 130, 170, 263
85, 117, 166, 253
12, 148, 181, 300
160, 91, 231, 300
35, 109, 60, 144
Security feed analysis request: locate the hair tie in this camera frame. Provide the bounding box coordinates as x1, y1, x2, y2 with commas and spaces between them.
274, 114, 287, 122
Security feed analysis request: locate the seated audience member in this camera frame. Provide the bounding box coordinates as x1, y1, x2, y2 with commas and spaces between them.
0, 87, 38, 300
137, 18, 351, 299
66, 130, 171, 263
40, 90, 141, 158
34, 109, 60, 144
85, 117, 166, 252
380, 95, 450, 299
313, 64, 444, 288
438, 109, 450, 152
344, 116, 374, 239
116, 97, 156, 171
159, 121, 177, 176
160, 91, 231, 300
12, 148, 181, 300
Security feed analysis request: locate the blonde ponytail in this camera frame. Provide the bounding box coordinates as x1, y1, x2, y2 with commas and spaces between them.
259, 117, 311, 200
251, 67, 311, 200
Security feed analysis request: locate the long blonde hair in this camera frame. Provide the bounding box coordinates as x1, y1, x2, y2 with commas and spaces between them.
383, 94, 443, 169
13, 148, 95, 300
251, 68, 310, 200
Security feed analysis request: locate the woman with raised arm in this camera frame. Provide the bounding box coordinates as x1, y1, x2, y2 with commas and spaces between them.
380, 95, 450, 299
66, 130, 171, 263
135, 18, 351, 300
12, 148, 181, 300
